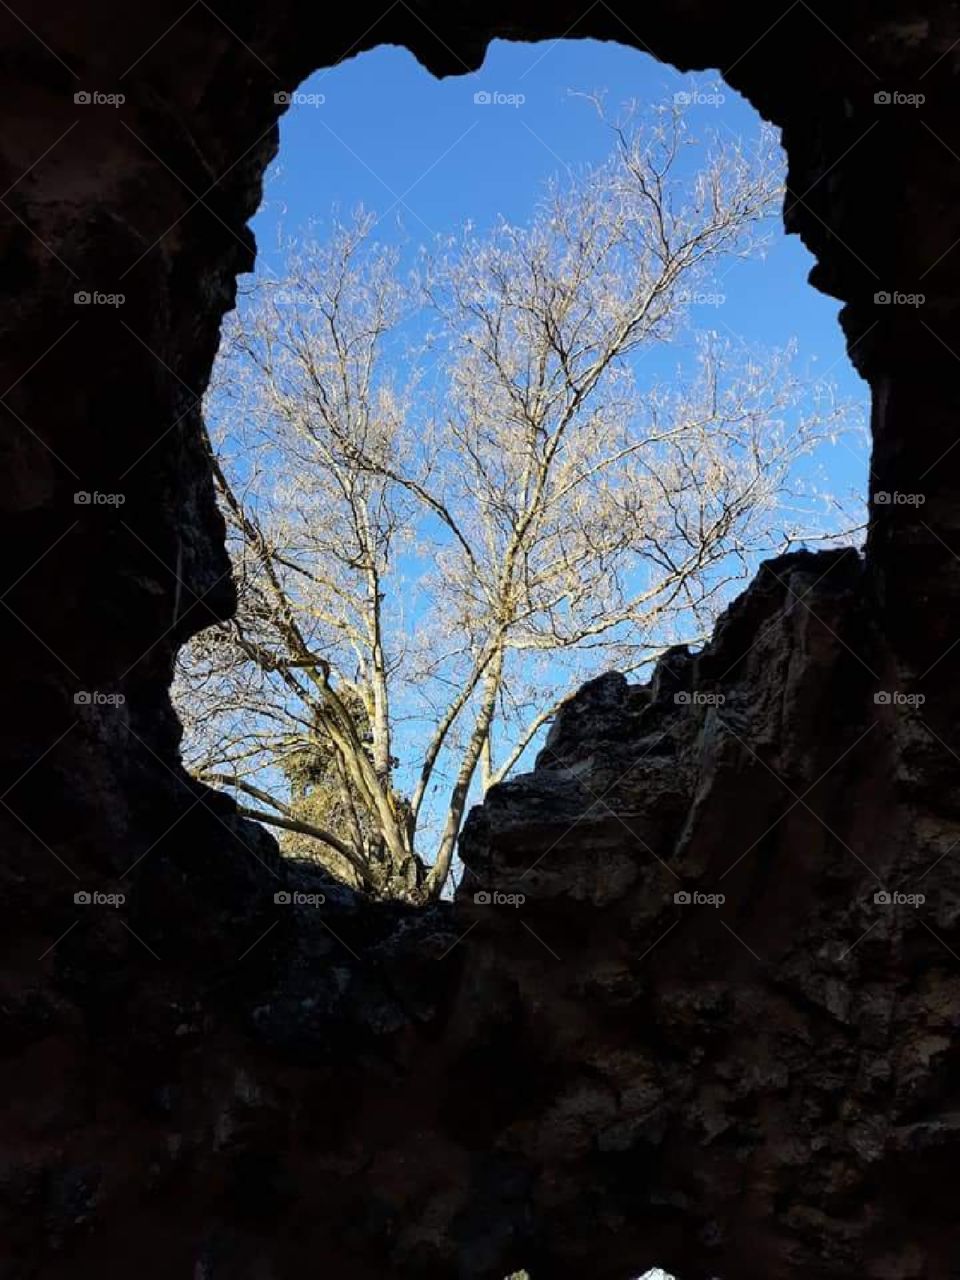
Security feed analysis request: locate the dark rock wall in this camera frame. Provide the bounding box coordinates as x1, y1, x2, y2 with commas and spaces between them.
2, 5, 960, 1278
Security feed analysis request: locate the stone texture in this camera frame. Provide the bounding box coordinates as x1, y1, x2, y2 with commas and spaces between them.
3, 4, 960, 1278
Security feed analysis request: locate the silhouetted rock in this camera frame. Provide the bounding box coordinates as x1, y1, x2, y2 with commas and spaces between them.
3, 4, 960, 1279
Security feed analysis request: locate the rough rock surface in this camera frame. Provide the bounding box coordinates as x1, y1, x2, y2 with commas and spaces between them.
3, 4, 960, 1279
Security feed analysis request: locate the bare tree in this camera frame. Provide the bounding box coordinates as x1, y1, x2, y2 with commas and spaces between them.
174, 107, 863, 903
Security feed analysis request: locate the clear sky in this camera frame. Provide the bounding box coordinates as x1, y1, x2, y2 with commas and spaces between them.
248, 35, 868, 505
216, 35, 871, 898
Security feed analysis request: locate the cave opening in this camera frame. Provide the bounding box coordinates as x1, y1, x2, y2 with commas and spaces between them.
164, 37, 869, 1280
173, 37, 868, 916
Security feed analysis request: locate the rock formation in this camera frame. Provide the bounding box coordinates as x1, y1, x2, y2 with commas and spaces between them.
2, 4, 960, 1278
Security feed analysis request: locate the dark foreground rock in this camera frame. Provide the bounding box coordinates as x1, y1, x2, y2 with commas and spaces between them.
4, 3, 960, 1278
4, 547, 960, 1279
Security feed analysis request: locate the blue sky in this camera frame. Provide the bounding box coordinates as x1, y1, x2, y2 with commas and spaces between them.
249, 35, 868, 507
210, 36, 871, 869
